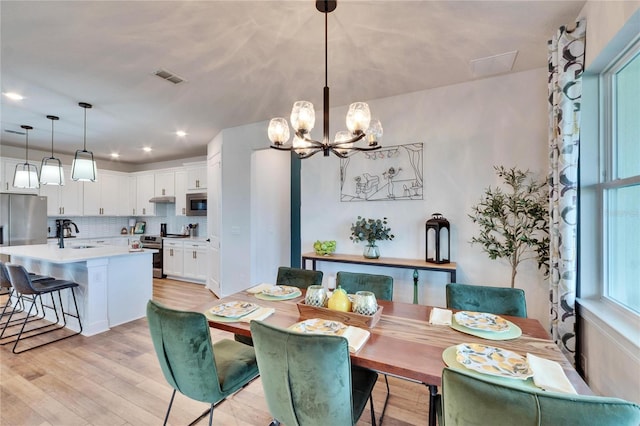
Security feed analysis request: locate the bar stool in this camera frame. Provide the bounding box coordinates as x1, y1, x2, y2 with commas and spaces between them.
0, 264, 82, 354
0, 261, 54, 327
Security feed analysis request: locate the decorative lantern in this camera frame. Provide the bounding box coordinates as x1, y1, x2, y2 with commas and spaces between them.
425, 213, 450, 264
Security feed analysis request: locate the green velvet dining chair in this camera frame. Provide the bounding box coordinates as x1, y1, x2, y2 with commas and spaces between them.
437, 367, 640, 426
276, 266, 324, 290
250, 320, 378, 426
335, 270, 393, 423
446, 282, 528, 318
146, 300, 259, 426
336, 271, 393, 301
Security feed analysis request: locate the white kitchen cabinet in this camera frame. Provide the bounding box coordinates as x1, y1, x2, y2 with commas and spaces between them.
134, 173, 155, 216
163, 240, 184, 277
40, 166, 83, 216
82, 171, 123, 216
2, 158, 39, 194
128, 175, 137, 216
186, 165, 207, 191
116, 174, 131, 216
154, 171, 175, 197
182, 241, 207, 282
174, 171, 187, 216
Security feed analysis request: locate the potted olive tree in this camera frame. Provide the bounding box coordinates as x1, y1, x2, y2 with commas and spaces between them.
469, 166, 550, 288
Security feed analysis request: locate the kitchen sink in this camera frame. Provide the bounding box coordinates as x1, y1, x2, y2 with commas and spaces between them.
71, 245, 97, 249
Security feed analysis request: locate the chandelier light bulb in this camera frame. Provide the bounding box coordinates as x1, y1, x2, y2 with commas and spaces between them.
346, 102, 371, 134
366, 119, 383, 146
290, 101, 315, 133
268, 118, 290, 145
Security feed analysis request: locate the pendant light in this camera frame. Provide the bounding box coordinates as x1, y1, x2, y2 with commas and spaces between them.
40, 115, 65, 185
71, 102, 97, 182
12, 125, 39, 189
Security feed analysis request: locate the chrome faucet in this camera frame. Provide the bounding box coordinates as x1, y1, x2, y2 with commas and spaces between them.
58, 232, 64, 249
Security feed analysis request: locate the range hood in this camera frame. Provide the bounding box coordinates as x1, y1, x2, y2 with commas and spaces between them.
149, 196, 176, 203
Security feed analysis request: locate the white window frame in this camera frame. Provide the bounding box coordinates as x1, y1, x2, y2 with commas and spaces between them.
600, 39, 640, 313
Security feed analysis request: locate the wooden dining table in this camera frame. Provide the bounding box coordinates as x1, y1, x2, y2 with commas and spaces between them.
194, 289, 591, 426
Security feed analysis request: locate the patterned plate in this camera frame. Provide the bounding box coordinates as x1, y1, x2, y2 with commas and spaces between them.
262, 285, 299, 297
456, 343, 533, 380
210, 301, 260, 318
454, 311, 510, 332
289, 319, 347, 335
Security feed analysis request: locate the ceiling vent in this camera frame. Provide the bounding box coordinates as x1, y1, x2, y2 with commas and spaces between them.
153, 68, 187, 85
470, 50, 518, 78
5, 129, 26, 135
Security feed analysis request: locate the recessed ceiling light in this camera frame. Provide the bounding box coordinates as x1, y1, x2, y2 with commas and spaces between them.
143, 147, 152, 152
176, 130, 187, 137
110, 153, 120, 158
3, 92, 24, 101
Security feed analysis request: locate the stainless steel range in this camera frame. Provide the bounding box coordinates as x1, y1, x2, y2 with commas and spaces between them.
140, 235, 164, 278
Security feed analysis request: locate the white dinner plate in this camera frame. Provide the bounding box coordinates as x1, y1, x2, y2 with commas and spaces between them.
455, 343, 533, 380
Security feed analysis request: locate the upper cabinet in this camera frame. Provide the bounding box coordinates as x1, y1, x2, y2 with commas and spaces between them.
82, 171, 126, 216
175, 170, 187, 216
154, 171, 175, 197
134, 173, 155, 216
186, 164, 207, 191
40, 166, 83, 216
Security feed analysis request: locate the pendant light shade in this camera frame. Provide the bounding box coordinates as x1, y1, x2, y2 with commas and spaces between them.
40, 115, 65, 186
13, 125, 39, 189
71, 102, 97, 182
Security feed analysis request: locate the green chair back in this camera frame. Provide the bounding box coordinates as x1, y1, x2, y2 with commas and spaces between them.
446, 283, 527, 318
250, 320, 377, 426
336, 271, 393, 301
276, 266, 323, 289
439, 367, 640, 426
146, 300, 258, 405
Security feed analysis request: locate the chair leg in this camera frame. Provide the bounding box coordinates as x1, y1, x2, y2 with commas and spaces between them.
208, 403, 214, 426
369, 393, 377, 426
163, 389, 177, 426
378, 374, 390, 425
4, 287, 83, 354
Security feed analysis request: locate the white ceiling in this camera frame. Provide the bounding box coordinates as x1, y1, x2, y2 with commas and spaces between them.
0, 0, 584, 165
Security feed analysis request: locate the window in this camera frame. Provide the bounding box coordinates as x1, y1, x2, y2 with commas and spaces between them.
601, 40, 640, 314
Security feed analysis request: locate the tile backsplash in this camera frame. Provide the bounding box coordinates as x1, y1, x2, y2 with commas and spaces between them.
47, 208, 207, 239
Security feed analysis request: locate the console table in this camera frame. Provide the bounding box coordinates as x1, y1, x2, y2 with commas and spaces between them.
301, 252, 457, 304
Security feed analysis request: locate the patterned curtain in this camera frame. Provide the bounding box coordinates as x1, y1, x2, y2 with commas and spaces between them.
547, 20, 586, 363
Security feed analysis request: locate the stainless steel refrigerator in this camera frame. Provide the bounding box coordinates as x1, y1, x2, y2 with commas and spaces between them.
0, 193, 47, 246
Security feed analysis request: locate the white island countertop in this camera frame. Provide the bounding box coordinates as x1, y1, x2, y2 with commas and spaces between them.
0, 244, 156, 264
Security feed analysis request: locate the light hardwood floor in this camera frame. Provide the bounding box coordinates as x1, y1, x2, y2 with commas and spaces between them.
1, 279, 430, 425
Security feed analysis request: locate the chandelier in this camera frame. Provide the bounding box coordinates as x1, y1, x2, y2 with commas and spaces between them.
268, 0, 382, 159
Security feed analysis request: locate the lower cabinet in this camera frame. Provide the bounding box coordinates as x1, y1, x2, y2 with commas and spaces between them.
162, 239, 206, 283
183, 241, 207, 282
163, 240, 184, 278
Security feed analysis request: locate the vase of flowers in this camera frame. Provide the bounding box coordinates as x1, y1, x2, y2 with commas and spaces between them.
350, 216, 394, 259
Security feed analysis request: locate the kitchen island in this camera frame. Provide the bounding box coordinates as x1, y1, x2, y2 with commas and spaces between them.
0, 244, 156, 336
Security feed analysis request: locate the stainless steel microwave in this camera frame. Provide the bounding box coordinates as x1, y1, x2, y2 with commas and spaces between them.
186, 193, 207, 216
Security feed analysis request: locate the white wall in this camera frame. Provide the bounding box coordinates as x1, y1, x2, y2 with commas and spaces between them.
251, 149, 290, 284
300, 68, 551, 325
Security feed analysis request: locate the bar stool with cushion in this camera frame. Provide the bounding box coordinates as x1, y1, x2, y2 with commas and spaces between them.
437, 367, 640, 426
0, 261, 55, 326
336, 270, 394, 423
147, 300, 259, 426
250, 320, 378, 426
446, 282, 528, 318
1, 264, 82, 354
